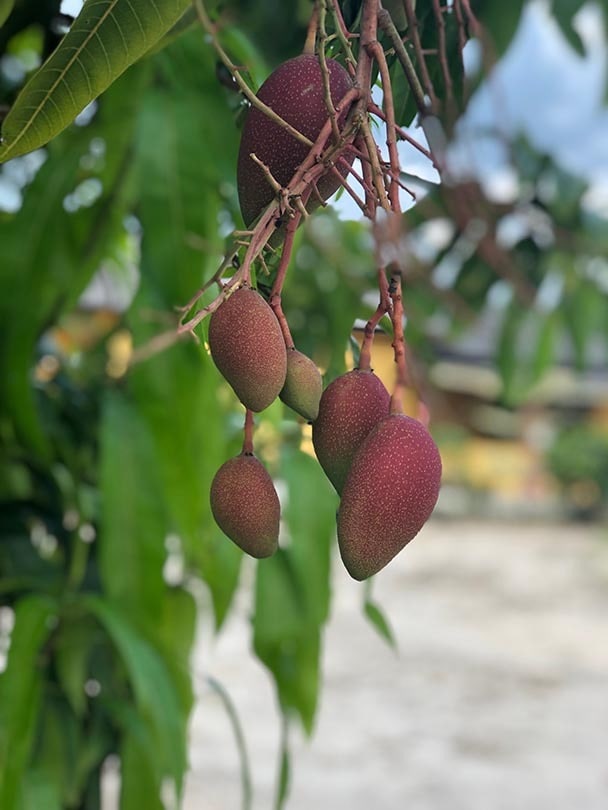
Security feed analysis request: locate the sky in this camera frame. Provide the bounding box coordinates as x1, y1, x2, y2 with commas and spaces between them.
450, 1, 607, 196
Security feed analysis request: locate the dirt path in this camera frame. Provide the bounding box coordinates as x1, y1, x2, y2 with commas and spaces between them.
184, 520, 608, 810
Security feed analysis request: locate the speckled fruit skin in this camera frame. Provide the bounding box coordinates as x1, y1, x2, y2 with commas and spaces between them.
279, 348, 323, 421
210, 453, 280, 558
337, 414, 442, 580
237, 54, 354, 227
312, 370, 390, 494
208, 287, 287, 412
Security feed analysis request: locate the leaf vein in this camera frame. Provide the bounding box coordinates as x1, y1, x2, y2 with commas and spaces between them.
3, 0, 120, 154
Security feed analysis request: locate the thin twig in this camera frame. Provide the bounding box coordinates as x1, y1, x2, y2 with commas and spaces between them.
431, 0, 454, 105
368, 102, 433, 159
403, 0, 437, 110
377, 8, 428, 117
453, 0, 467, 83
359, 116, 391, 211
317, 1, 342, 142
359, 267, 391, 371
269, 202, 308, 349
369, 41, 401, 211
193, 0, 314, 149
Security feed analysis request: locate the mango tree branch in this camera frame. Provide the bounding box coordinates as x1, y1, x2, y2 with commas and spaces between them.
367, 101, 433, 159
368, 40, 401, 212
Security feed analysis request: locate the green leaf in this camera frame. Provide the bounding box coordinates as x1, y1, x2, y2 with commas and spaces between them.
206, 677, 253, 810
274, 718, 291, 810
388, 55, 413, 127
127, 345, 243, 630
0, 595, 58, 808
553, 0, 587, 55
0, 62, 147, 456
134, 29, 239, 304
85, 597, 188, 794
123, 32, 246, 628
218, 23, 269, 90
0, 0, 14, 28
253, 448, 336, 734
120, 724, 164, 810
54, 616, 98, 717
30, 697, 79, 808
475, 0, 525, 55
0, 0, 191, 161
532, 310, 559, 382
155, 587, 197, 716
496, 303, 526, 404
22, 770, 62, 810
562, 279, 605, 369
99, 391, 167, 627
363, 600, 397, 649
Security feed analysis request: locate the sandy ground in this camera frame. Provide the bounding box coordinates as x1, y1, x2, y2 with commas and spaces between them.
183, 520, 608, 810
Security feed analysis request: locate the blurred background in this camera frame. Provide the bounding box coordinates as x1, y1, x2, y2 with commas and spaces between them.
1, 1, 607, 809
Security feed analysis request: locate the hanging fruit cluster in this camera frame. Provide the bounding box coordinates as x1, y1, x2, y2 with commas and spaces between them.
182, 2, 444, 580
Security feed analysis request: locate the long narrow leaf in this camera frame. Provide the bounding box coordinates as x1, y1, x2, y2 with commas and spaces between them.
85, 597, 188, 795
0, 595, 58, 808
0, 0, 190, 161
0, 0, 14, 28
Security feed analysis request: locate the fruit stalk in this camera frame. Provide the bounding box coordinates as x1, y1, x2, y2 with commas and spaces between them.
268, 202, 308, 351
359, 267, 391, 372
243, 409, 254, 455
368, 40, 402, 212
316, 1, 342, 142
388, 265, 409, 415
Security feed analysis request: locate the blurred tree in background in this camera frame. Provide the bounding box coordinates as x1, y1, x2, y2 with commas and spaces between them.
0, 1, 606, 808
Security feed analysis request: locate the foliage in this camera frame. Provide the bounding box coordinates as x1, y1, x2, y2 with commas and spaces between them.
0, 1, 606, 808
547, 424, 608, 499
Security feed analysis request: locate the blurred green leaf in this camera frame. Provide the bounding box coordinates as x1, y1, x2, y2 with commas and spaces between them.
32, 697, 80, 807
552, 0, 587, 55
254, 448, 336, 733
120, 723, 164, 810
54, 615, 97, 717
0, 62, 147, 456
0, 0, 191, 160
22, 770, 61, 810
274, 718, 291, 810
563, 278, 605, 369
85, 597, 188, 794
156, 587, 197, 716
496, 303, 526, 404
0, 595, 57, 808
127, 30, 246, 627
218, 23, 269, 90
285, 213, 375, 378
363, 599, 397, 649
0, 0, 14, 28
99, 392, 166, 627
128, 346, 243, 630
532, 310, 559, 381
134, 32, 239, 304
389, 56, 413, 126
474, 0, 525, 54
206, 676, 253, 810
